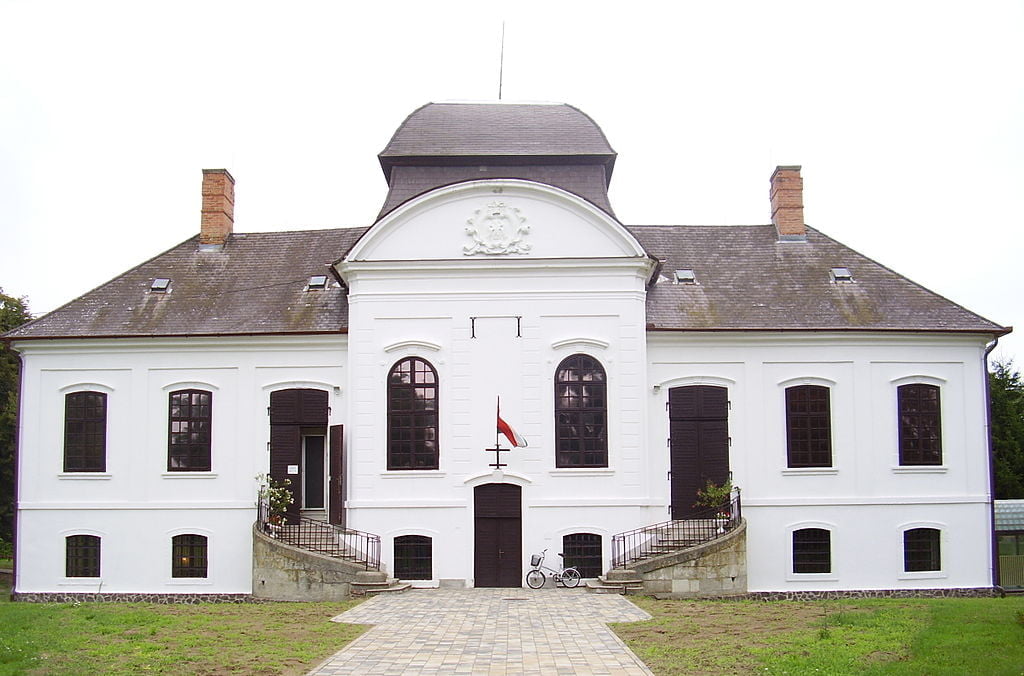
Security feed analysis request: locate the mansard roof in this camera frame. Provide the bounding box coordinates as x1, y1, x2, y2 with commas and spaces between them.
379, 103, 615, 168
377, 103, 618, 218
4, 224, 1008, 341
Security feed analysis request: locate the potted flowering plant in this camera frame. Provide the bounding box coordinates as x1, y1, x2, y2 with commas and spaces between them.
256, 473, 293, 533
694, 479, 733, 518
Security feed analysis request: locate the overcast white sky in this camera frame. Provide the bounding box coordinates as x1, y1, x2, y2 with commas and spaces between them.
1, 1, 1021, 362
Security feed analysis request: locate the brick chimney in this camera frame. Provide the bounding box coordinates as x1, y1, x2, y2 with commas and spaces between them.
200, 169, 235, 248
770, 165, 805, 240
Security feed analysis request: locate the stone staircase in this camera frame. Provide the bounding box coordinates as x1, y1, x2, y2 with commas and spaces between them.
588, 519, 747, 597
253, 520, 408, 600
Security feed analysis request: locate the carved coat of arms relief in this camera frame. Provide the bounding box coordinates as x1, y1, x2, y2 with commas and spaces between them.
463, 201, 531, 256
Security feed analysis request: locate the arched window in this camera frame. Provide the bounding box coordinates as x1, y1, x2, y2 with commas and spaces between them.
898, 384, 942, 465
65, 534, 101, 577
394, 535, 432, 580
792, 528, 831, 574
64, 391, 107, 472
554, 354, 607, 468
168, 389, 212, 471
171, 534, 208, 578
563, 532, 602, 578
785, 385, 832, 468
904, 528, 941, 572
387, 358, 439, 470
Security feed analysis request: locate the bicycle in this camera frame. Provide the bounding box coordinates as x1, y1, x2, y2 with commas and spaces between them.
525, 548, 581, 588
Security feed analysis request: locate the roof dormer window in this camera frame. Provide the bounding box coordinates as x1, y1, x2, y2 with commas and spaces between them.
673, 269, 697, 285
150, 278, 171, 292
307, 275, 328, 290
830, 267, 854, 283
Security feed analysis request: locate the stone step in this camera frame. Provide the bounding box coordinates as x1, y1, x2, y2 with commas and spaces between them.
361, 582, 412, 597
604, 568, 641, 582
585, 579, 643, 595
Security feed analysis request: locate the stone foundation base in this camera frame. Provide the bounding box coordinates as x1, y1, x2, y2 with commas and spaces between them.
11, 592, 257, 603
744, 587, 1001, 601
651, 587, 1001, 601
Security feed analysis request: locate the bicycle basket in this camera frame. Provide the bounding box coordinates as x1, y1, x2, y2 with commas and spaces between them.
530, 554, 542, 567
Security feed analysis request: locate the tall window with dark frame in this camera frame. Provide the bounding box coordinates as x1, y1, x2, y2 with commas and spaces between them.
387, 358, 439, 470
64, 391, 107, 472
898, 384, 942, 465
785, 385, 832, 468
393, 535, 432, 580
792, 528, 831, 573
562, 532, 602, 578
168, 390, 212, 471
65, 534, 100, 577
171, 534, 208, 578
554, 354, 607, 468
904, 528, 941, 572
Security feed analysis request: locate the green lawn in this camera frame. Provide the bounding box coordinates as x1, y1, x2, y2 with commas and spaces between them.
0, 584, 366, 675
613, 595, 1024, 675
2, 584, 1022, 675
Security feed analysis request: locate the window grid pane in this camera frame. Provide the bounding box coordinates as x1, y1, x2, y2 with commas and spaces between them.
64, 392, 107, 472
898, 384, 942, 465
65, 535, 101, 577
168, 390, 212, 471
904, 528, 941, 572
394, 535, 432, 579
793, 528, 831, 573
388, 358, 439, 470
563, 533, 602, 578
785, 385, 832, 468
555, 355, 607, 468
171, 534, 208, 578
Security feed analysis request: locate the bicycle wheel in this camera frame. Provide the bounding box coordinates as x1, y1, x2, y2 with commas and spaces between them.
526, 569, 546, 589
560, 567, 581, 588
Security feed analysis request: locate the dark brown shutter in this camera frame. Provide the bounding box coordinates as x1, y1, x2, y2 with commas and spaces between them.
329, 424, 344, 526
269, 390, 300, 425
270, 388, 328, 425
669, 386, 729, 519
269, 424, 301, 522
299, 389, 329, 425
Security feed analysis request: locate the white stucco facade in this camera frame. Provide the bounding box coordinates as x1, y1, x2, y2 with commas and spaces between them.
11, 178, 998, 596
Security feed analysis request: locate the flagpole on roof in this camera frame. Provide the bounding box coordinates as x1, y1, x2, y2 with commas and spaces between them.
495, 396, 501, 448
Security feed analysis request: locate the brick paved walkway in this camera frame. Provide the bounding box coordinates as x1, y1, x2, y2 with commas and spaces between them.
308, 588, 654, 675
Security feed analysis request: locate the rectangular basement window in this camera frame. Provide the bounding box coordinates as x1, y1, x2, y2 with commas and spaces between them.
307, 275, 328, 290
673, 269, 697, 284
830, 267, 853, 283
150, 278, 171, 292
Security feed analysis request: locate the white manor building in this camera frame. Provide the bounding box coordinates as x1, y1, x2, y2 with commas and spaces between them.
5, 102, 1010, 599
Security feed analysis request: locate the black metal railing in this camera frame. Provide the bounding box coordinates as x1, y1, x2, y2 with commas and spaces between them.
258, 500, 381, 571
611, 487, 742, 570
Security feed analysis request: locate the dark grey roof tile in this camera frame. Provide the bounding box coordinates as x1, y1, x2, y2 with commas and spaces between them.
633, 224, 1006, 333
6, 229, 366, 339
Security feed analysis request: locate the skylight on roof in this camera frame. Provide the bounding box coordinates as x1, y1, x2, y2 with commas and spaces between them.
673, 269, 697, 285
307, 275, 328, 290
830, 267, 854, 283
150, 278, 170, 292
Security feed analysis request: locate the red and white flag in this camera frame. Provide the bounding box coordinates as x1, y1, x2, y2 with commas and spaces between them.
497, 415, 528, 448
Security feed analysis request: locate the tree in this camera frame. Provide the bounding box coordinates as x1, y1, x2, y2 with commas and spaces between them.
0, 288, 32, 542
991, 359, 1024, 499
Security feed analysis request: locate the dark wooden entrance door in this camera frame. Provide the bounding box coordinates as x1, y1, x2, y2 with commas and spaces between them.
474, 483, 522, 587
669, 385, 729, 519
269, 388, 328, 523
